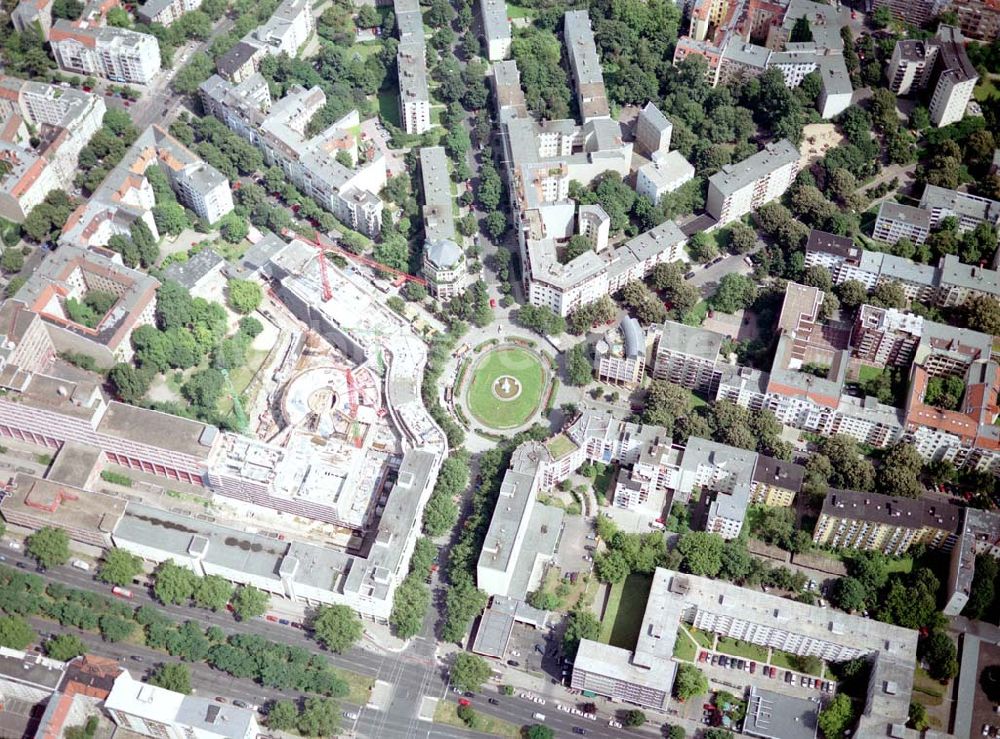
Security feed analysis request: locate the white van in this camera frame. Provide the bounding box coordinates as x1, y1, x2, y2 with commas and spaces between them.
532, 712, 546, 721
71, 560, 91, 571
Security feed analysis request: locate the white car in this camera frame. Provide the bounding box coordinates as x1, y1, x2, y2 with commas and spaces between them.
609, 720, 623, 729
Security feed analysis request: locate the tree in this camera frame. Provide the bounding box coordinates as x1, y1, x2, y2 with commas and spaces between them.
673, 664, 708, 701
872, 4, 893, 28
566, 342, 592, 386
677, 532, 724, 577
194, 575, 234, 611
483, 210, 507, 240
877, 443, 923, 498
922, 630, 958, 680
908, 701, 929, 731
356, 4, 379, 27
525, 726, 554, 739
106, 6, 130, 26
26, 527, 70, 570
152, 202, 189, 236
219, 213, 249, 243
643, 380, 693, 429
297, 698, 339, 737
390, 576, 429, 639
818, 694, 854, 739
1, 249, 24, 273
182, 368, 225, 409
594, 550, 630, 583
231, 585, 269, 620
871, 280, 906, 310
562, 608, 601, 659
516, 304, 565, 336
711, 273, 757, 313
450, 652, 491, 692
108, 363, 152, 404
832, 576, 868, 613
966, 294, 1000, 334
98, 549, 143, 587
0, 616, 35, 650
45, 634, 86, 661
624, 709, 647, 727
727, 222, 757, 253
153, 561, 198, 605
267, 700, 299, 731
227, 278, 262, 314
312, 604, 362, 653
149, 663, 191, 694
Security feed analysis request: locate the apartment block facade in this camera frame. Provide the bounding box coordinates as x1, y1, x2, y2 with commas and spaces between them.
50, 22, 161, 84
706, 139, 799, 225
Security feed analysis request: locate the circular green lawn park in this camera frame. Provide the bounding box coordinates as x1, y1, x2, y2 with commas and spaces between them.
466, 346, 547, 429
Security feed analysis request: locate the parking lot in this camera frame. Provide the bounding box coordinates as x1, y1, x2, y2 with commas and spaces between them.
694, 648, 835, 702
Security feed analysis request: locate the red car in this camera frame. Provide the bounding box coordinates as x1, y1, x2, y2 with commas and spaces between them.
458, 698, 471, 707
489, 298, 497, 308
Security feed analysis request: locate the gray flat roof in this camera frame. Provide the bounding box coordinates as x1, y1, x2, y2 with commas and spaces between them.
114, 502, 288, 582
876, 200, 931, 230
744, 686, 820, 739
659, 319, 724, 360
97, 402, 216, 460
708, 139, 798, 197
47, 440, 102, 489
175, 696, 257, 739
471, 607, 514, 658
479, 0, 510, 43
507, 503, 563, 600
163, 249, 224, 290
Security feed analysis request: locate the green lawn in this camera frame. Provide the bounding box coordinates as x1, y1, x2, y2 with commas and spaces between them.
682, 300, 710, 326
545, 433, 577, 460
975, 75, 999, 102
593, 464, 615, 504
673, 627, 697, 661
506, 2, 535, 18
716, 636, 768, 661
912, 667, 946, 707
687, 626, 715, 649
601, 573, 653, 650
770, 649, 824, 676
885, 556, 913, 574
377, 88, 401, 128
857, 364, 886, 383
434, 701, 520, 737
466, 347, 547, 429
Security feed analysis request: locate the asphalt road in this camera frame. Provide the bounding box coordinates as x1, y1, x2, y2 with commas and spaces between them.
1, 547, 661, 738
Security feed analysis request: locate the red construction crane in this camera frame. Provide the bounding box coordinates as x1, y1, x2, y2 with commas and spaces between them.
315, 248, 332, 302
289, 229, 428, 286
344, 368, 360, 418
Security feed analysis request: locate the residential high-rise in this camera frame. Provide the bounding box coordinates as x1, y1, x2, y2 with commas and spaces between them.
395, 0, 431, 134
636, 151, 696, 206
872, 200, 932, 245
479, 0, 511, 61
564, 10, 610, 122
706, 139, 799, 225
594, 317, 646, 387
951, 0, 1000, 42
634, 102, 672, 158
652, 320, 725, 394
813, 489, 963, 556
137, 0, 202, 26
887, 25, 978, 128
0, 78, 105, 222
49, 21, 161, 84
874, 0, 950, 26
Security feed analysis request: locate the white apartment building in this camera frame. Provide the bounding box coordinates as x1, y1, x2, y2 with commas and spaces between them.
919, 184, 1000, 232
573, 568, 918, 737
479, 0, 511, 61
0, 78, 105, 222
214, 0, 313, 81
577, 204, 610, 252
0, 145, 61, 222
11, 0, 54, 37
888, 26, 978, 128
168, 162, 234, 225
636, 150, 695, 206
138, 0, 202, 26
872, 200, 932, 245
930, 26, 978, 127
564, 10, 610, 122
200, 75, 386, 236
652, 319, 724, 394
634, 102, 672, 158
106, 671, 260, 739
50, 21, 161, 84
594, 317, 646, 387
706, 139, 799, 225
395, 0, 431, 134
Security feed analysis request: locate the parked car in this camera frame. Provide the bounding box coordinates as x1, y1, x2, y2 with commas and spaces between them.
343, 711, 359, 720
507, 660, 519, 667
489, 698, 499, 705
573, 728, 587, 735
459, 698, 471, 707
